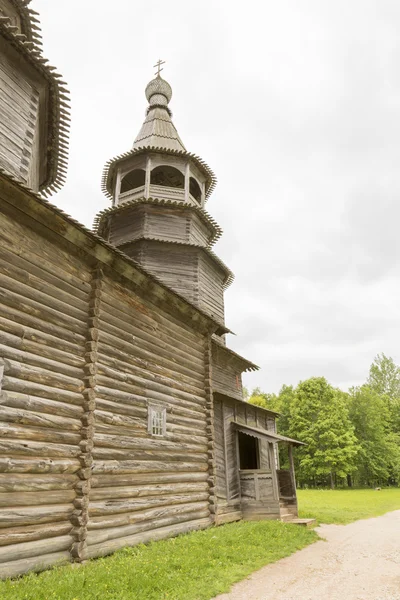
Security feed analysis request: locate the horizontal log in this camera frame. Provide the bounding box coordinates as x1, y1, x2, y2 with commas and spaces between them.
0, 489, 76, 507
2, 376, 84, 406
87, 500, 208, 529
0, 301, 85, 347
0, 438, 80, 459
96, 377, 206, 419
0, 271, 87, 322
0, 423, 81, 446
3, 359, 84, 394
0, 532, 73, 564
90, 471, 208, 489
0, 391, 84, 419
99, 303, 205, 369
84, 517, 210, 559
92, 447, 206, 462
94, 409, 146, 429
99, 338, 204, 388
0, 285, 86, 335
86, 509, 210, 546
102, 280, 204, 348
89, 481, 208, 501
0, 504, 74, 528
93, 432, 207, 454
0, 336, 84, 379
0, 521, 72, 547
91, 460, 208, 475
0, 244, 89, 303
0, 216, 92, 285
0, 549, 70, 579
0, 457, 81, 474
99, 327, 204, 380
98, 350, 205, 397
0, 473, 77, 492
0, 317, 85, 367
96, 368, 206, 410
89, 492, 209, 516
0, 404, 81, 431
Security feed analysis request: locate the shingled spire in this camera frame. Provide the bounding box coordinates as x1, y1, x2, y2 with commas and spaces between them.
133, 74, 186, 152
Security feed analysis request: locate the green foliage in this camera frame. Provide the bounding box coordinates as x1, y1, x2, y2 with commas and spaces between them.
367, 353, 400, 402
247, 353, 400, 488
0, 521, 317, 600
298, 488, 400, 524
288, 378, 359, 488
348, 385, 400, 486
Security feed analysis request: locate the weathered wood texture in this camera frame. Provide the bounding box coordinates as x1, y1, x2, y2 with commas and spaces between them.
0, 209, 91, 577
85, 273, 212, 559
0, 39, 39, 188
0, 202, 215, 576
211, 344, 243, 401
213, 394, 279, 523
198, 254, 225, 324
122, 240, 199, 304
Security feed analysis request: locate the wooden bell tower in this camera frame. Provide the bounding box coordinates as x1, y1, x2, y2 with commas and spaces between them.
95, 66, 233, 326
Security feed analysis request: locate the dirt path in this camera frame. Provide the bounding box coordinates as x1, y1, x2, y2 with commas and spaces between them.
214, 510, 400, 600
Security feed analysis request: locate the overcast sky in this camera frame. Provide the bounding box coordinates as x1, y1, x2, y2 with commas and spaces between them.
34, 0, 400, 394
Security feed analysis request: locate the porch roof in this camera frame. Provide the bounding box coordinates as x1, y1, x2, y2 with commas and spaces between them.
232, 422, 305, 447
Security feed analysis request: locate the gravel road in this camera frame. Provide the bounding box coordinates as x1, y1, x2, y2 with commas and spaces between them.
214, 510, 400, 600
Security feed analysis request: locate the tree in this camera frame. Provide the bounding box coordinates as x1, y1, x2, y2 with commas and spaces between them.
348, 385, 399, 486
367, 353, 400, 402
288, 378, 359, 488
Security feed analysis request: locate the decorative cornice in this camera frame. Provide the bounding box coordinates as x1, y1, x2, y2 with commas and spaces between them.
211, 336, 259, 372
8, 0, 43, 49
101, 146, 217, 203
0, 7, 70, 195
93, 196, 223, 247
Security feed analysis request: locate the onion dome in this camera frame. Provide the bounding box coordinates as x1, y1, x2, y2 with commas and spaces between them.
145, 75, 172, 109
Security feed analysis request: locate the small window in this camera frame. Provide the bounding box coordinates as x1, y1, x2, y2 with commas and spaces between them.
148, 405, 166, 437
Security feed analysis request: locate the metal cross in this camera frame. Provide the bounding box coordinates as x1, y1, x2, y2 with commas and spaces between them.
154, 59, 165, 77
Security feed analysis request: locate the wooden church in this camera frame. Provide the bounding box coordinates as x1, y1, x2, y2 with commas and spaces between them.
0, 0, 302, 578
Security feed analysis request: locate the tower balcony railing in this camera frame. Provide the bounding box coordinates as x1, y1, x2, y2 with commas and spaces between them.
118, 185, 200, 206
149, 184, 185, 202
118, 186, 146, 205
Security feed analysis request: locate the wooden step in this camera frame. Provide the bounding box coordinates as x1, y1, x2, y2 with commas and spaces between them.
289, 518, 317, 528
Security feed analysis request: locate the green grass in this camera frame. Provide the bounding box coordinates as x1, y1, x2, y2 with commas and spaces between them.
0, 520, 317, 600
298, 487, 400, 524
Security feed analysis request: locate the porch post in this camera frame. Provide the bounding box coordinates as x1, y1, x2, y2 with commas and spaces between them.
288, 444, 296, 495
269, 442, 280, 501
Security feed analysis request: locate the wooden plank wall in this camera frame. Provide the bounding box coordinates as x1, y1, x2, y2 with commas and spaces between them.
85, 274, 211, 559
213, 395, 278, 523
0, 42, 39, 189
198, 254, 225, 324
189, 214, 212, 246
109, 206, 146, 246
211, 345, 243, 401
0, 209, 91, 578
138, 240, 199, 304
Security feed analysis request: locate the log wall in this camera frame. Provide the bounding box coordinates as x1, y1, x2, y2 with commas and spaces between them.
0, 209, 91, 578
0, 201, 214, 577
85, 273, 212, 559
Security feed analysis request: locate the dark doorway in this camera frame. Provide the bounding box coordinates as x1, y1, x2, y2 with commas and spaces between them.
238, 432, 259, 470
